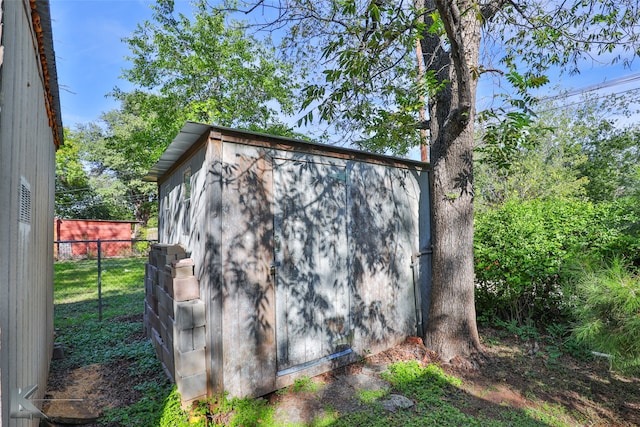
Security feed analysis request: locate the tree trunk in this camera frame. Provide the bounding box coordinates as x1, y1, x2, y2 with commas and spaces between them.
421, 0, 482, 361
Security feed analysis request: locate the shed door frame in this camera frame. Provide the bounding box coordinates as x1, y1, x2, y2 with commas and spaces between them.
273, 158, 352, 375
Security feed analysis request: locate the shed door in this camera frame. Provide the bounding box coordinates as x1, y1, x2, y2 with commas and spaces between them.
274, 159, 350, 373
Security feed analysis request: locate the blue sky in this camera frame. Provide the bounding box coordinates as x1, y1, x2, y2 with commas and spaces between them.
50, 0, 640, 132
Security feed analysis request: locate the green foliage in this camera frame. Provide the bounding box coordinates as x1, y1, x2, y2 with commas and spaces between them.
55, 128, 117, 219
475, 97, 611, 208
474, 198, 595, 323
53, 257, 175, 425
288, 376, 321, 393
383, 361, 462, 396
76, 112, 157, 224
103, 381, 176, 426
475, 193, 640, 326
157, 388, 190, 426
493, 319, 540, 343
572, 259, 640, 374
477, 71, 550, 170
498, 0, 640, 75
118, 0, 297, 145
357, 388, 387, 405
280, 0, 428, 153
584, 198, 640, 264
79, 0, 300, 226
578, 123, 640, 202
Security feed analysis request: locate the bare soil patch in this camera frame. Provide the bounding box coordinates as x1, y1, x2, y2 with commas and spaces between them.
44, 326, 640, 426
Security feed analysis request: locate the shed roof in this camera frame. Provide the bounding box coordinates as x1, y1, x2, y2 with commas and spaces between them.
30, 0, 64, 148
145, 122, 428, 182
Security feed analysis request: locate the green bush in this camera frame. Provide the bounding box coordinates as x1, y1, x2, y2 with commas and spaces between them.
474, 198, 593, 324
571, 258, 640, 374
586, 198, 640, 265
475, 197, 640, 326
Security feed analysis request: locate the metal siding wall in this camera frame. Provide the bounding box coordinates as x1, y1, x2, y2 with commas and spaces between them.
0, 1, 56, 425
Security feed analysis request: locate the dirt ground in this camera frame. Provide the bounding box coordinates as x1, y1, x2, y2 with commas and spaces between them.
43, 326, 640, 426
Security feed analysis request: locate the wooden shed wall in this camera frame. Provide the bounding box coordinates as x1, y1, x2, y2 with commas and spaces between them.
0, 1, 57, 425
158, 129, 430, 398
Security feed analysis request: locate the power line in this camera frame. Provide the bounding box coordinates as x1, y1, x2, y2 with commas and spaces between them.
538, 86, 640, 114
539, 72, 640, 102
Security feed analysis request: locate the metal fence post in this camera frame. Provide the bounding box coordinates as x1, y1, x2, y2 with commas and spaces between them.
97, 239, 102, 322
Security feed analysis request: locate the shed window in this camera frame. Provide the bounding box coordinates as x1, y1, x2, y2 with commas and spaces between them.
162, 184, 171, 238
183, 168, 191, 235
183, 168, 191, 201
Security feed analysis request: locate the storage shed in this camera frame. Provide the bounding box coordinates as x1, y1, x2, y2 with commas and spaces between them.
0, 0, 62, 425
145, 122, 432, 399
54, 218, 139, 259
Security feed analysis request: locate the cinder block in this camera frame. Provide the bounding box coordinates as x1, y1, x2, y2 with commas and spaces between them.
175, 348, 206, 377
173, 300, 206, 330
172, 276, 200, 302
173, 323, 207, 352
146, 301, 161, 333
151, 327, 164, 361
193, 326, 206, 349
158, 304, 170, 328
145, 263, 159, 283
149, 263, 159, 284
149, 250, 158, 267
158, 270, 173, 292
176, 371, 207, 402
149, 293, 159, 314
174, 330, 192, 353
168, 258, 195, 278
143, 305, 150, 338
157, 285, 170, 313
160, 318, 170, 344
161, 342, 175, 380
192, 300, 206, 326
173, 323, 193, 353
158, 253, 177, 268
154, 243, 187, 256
151, 280, 160, 298
166, 329, 174, 354
144, 275, 154, 296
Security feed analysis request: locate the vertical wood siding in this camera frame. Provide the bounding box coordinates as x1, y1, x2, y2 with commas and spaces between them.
0, 1, 56, 425
156, 128, 430, 398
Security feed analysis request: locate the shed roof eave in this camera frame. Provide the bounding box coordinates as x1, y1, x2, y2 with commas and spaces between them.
32, 0, 64, 148
145, 121, 430, 182
144, 122, 211, 182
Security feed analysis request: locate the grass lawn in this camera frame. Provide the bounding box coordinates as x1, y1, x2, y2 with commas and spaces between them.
48, 258, 640, 426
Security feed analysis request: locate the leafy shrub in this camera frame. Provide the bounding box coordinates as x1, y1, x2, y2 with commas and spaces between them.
571, 258, 640, 374
586, 198, 640, 265
475, 197, 640, 326
474, 198, 594, 324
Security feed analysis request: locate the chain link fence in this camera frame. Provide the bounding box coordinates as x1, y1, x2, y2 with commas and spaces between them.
54, 239, 157, 321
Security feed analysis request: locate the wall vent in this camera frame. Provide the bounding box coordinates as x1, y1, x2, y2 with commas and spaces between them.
19, 179, 31, 224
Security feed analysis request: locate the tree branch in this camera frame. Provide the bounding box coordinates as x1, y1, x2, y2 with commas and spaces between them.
480, 0, 508, 22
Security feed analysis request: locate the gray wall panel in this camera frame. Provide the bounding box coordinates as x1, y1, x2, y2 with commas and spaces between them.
0, 1, 57, 425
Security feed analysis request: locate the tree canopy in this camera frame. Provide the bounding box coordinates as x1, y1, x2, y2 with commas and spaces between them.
55, 128, 119, 220
114, 0, 299, 153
